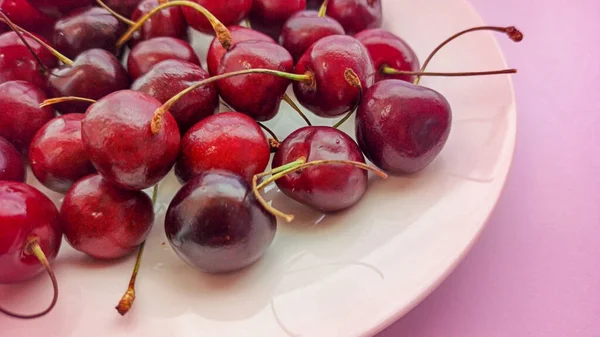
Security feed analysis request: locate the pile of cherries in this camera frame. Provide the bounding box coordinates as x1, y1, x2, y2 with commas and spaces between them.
0, 0, 522, 319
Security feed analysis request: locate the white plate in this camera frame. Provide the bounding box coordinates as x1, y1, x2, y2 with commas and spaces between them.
1, 0, 516, 336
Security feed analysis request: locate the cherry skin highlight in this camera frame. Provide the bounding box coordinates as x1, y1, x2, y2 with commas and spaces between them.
29, 114, 96, 193
249, 0, 306, 40
0, 0, 56, 40
0, 181, 62, 283
0, 81, 55, 153
175, 112, 271, 184
0, 136, 25, 182
356, 80, 452, 174
81, 90, 181, 191
60, 174, 154, 260
165, 170, 277, 274
131, 59, 218, 134
182, 0, 252, 35
355, 28, 420, 83
326, 0, 382, 35
127, 37, 201, 81
130, 0, 188, 47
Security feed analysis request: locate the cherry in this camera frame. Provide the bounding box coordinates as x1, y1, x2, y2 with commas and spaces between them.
279, 10, 345, 61
326, 0, 382, 35
129, 0, 188, 47
25, 0, 93, 18
355, 28, 420, 83
104, 0, 143, 17
82, 90, 180, 190
165, 170, 276, 273
29, 114, 96, 193
0, 81, 55, 153
306, 0, 322, 9
0, 0, 56, 40
0, 136, 25, 182
0, 181, 61, 318
176, 112, 270, 184
249, 0, 306, 40
53, 6, 127, 59
182, 0, 252, 34
131, 59, 218, 133
127, 37, 200, 81
293, 35, 375, 117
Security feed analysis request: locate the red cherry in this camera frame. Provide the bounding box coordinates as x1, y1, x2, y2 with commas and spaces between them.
182, 0, 252, 34
60, 174, 154, 260
29, 114, 96, 193
127, 37, 201, 81
0, 136, 25, 182
249, 0, 306, 40
306, 0, 321, 9
104, 0, 143, 17
130, 0, 188, 47
355, 28, 420, 83
175, 112, 270, 184
326, 0, 382, 35
0, 81, 55, 153
131, 59, 218, 134
25, 0, 93, 18
81, 90, 181, 190
0, 0, 56, 40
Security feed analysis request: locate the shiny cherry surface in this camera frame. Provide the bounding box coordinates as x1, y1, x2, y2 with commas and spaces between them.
127, 37, 201, 81
25, 0, 92, 18
182, 0, 252, 34
326, 0, 382, 35
104, 0, 142, 17
130, 0, 188, 47
0, 136, 25, 182
0, 0, 56, 39
249, 0, 306, 40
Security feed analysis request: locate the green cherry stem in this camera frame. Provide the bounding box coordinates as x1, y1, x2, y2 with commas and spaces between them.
318, 0, 330, 17
382, 67, 517, 78
282, 94, 312, 126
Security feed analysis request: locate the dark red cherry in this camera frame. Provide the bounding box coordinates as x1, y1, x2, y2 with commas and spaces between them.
104, 0, 142, 17
60, 174, 154, 260
127, 37, 200, 81
82, 90, 180, 190
25, 0, 92, 18
0, 0, 56, 40
293, 35, 374, 117
165, 170, 276, 273
356, 80, 452, 174
47, 48, 130, 114
0, 136, 25, 182
53, 7, 127, 59
29, 114, 96, 193
0, 181, 62, 283
130, 0, 188, 47
217, 40, 294, 121
176, 112, 270, 184
182, 0, 252, 34
326, 0, 382, 35
249, 0, 306, 40
279, 10, 345, 61
272, 126, 368, 212
131, 59, 218, 134
306, 0, 322, 9
355, 28, 419, 83
206, 25, 274, 76
0, 81, 55, 153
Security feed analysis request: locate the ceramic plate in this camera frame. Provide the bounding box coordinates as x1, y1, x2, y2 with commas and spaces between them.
2, 0, 516, 336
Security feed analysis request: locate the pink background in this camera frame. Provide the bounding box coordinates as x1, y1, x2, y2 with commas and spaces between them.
379, 0, 600, 336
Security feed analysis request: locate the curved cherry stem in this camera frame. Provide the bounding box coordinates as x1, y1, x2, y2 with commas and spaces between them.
414, 26, 522, 85
40, 97, 97, 108
115, 184, 158, 316
0, 238, 58, 319
257, 122, 279, 142
257, 122, 280, 152
282, 95, 311, 126
383, 67, 517, 78
96, 0, 135, 26
333, 68, 362, 129
252, 159, 388, 222
318, 0, 330, 17
117, 1, 232, 50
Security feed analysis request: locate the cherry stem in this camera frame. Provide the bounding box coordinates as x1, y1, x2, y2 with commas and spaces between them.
115, 184, 158, 316
257, 122, 279, 142
0, 13, 50, 73
415, 26, 523, 85
383, 66, 517, 78
117, 1, 232, 50
318, 0, 329, 17
151, 69, 314, 134
282, 94, 312, 126
253, 159, 388, 222
333, 68, 362, 129
0, 237, 59, 319
40, 97, 97, 108
96, 0, 135, 26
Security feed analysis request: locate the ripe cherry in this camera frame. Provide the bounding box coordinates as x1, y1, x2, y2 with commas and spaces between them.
128, 0, 188, 46
82, 90, 180, 190
326, 0, 382, 35
0, 136, 25, 182
0, 81, 55, 153
306, 0, 322, 9
25, 0, 92, 18
176, 112, 270, 184
0, 0, 56, 40
104, 0, 142, 17
127, 37, 200, 81
249, 0, 306, 40
165, 170, 276, 273
182, 0, 252, 34
29, 114, 96, 193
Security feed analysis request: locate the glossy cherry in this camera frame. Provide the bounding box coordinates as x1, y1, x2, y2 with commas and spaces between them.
355, 28, 420, 83
60, 174, 154, 260
104, 0, 142, 17
0, 0, 56, 40
293, 35, 375, 117
53, 7, 127, 59
0, 136, 25, 182
127, 37, 201, 81
279, 10, 345, 61
25, 0, 92, 18
176, 112, 270, 184
326, 0, 382, 35
81, 90, 180, 190
131, 59, 218, 133
182, 0, 252, 34
0, 81, 55, 153
130, 0, 188, 47
249, 0, 306, 40
29, 114, 96, 193
165, 170, 276, 273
